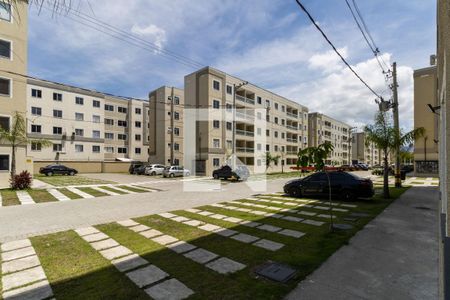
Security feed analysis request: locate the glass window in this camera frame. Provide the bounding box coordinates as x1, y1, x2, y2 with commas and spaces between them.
92, 115, 100, 123
118, 147, 127, 154
53, 93, 62, 101
135, 107, 142, 114
174, 143, 180, 151
75, 97, 84, 105
31, 124, 41, 133
118, 134, 127, 140
174, 97, 180, 105
105, 132, 114, 139
92, 145, 101, 153
53, 110, 62, 118
226, 85, 232, 95
135, 147, 141, 154
0, 2, 11, 22
104, 104, 114, 111
53, 144, 62, 152
0, 78, 10, 96
174, 112, 180, 120
135, 134, 141, 141
75, 144, 84, 152
0, 39, 11, 59
31, 107, 42, 116
0, 154, 9, 171
105, 146, 114, 153
118, 120, 127, 127
0, 116, 9, 131
213, 139, 220, 148
213, 100, 220, 109
118, 106, 127, 113
92, 130, 100, 138
226, 122, 232, 131
213, 120, 220, 129
135, 121, 141, 128
75, 129, 84, 136
92, 100, 100, 108
75, 113, 84, 121
104, 118, 114, 125
31, 142, 41, 151
174, 127, 180, 136
213, 80, 220, 91
53, 127, 62, 135
257, 96, 262, 104
213, 158, 220, 167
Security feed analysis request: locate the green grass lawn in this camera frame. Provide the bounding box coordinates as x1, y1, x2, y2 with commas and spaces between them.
117, 185, 149, 193
27, 189, 58, 203
0, 190, 20, 206
99, 186, 128, 195
57, 188, 83, 200
34, 175, 114, 187
6, 186, 409, 299
77, 187, 109, 197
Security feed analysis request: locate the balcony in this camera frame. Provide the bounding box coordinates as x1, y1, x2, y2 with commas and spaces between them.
236, 112, 254, 121
286, 125, 298, 131
286, 138, 298, 143
286, 151, 297, 155
236, 95, 255, 105
286, 112, 298, 119
236, 147, 255, 153
236, 129, 255, 137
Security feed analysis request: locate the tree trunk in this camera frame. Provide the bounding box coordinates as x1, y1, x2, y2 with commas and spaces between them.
10, 143, 16, 180
383, 149, 390, 199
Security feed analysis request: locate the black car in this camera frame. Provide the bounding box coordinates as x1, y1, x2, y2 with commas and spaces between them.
39, 164, 78, 176
129, 162, 144, 174
133, 165, 148, 175
283, 171, 374, 201
212, 165, 250, 181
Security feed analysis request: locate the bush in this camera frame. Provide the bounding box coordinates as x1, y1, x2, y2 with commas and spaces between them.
372, 169, 383, 176
10, 171, 33, 190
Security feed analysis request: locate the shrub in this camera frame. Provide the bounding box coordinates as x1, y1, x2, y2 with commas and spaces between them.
10, 171, 33, 190
372, 169, 383, 176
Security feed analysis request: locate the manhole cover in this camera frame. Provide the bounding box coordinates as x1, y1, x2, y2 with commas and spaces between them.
332, 223, 354, 230
255, 262, 297, 283
349, 212, 370, 218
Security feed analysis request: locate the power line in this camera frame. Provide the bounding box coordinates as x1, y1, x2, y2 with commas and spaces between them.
293, 0, 383, 99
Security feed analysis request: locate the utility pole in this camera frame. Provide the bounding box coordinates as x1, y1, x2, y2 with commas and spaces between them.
170, 87, 174, 165
392, 62, 401, 188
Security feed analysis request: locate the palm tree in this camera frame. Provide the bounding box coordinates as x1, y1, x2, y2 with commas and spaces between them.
265, 152, 280, 172
0, 112, 52, 180
364, 111, 424, 199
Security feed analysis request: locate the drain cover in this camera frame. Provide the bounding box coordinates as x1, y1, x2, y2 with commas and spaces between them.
255, 262, 297, 283
350, 212, 370, 218
332, 223, 354, 230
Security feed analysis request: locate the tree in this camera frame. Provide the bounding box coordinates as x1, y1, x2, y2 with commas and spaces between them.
0, 112, 52, 181
265, 152, 280, 172
364, 111, 424, 199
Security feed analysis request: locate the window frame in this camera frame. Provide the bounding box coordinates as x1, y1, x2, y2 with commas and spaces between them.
0, 38, 12, 60
0, 77, 11, 97
0, 154, 10, 172
75, 97, 84, 105
0, 2, 12, 22
53, 92, 62, 102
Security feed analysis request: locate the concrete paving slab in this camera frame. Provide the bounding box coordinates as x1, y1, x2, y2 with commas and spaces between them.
47, 189, 70, 202
90, 239, 119, 251
297, 211, 316, 216
302, 219, 325, 226
167, 241, 197, 254
182, 220, 204, 227
1, 239, 32, 252
223, 217, 243, 223
279, 229, 305, 238
92, 186, 120, 196
185, 208, 201, 213
99, 245, 132, 260
333, 208, 349, 212
66, 187, 94, 199
108, 185, 136, 194
205, 257, 246, 274
215, 229, 238, 237
251, 210, 269, 216
2, 247, 36, 262
210, 214, 227, 220
172, 216, 191, 223
266, 213, 283, 218
236, 208, 252, 212
129, 224, 151, 233
16, 191, 35, 205
111, 254, 148, 272
240, 221, 261, 228
81, 232, 109, 243
117, 219, 139, 227
183, 248, 218, 264
140, 229, 163, 239
151, 235, 179, 245
282, 216, 303, 222
145, 278, 194, 300
231, 233, 259, 244
2, 255, 40, 274
2, 279, 53, 300
2, 266, 46, 291
126, 264, 168, 288
198, 224, 222, 232
253, 239, 284, 251
257, 224, 282, 233
74, 227, 99, 236
313, 206, 330, 210
158, 212, 177, 219
317, 214, 337, 219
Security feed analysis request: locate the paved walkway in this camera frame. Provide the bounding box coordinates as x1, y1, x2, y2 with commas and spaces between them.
285, 187, 439, 300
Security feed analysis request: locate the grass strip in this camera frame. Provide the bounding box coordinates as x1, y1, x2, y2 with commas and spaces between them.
99, 186, 127, 195
0, 190, 21, 206
34, 175, 114, 186
117, 185, 149, 193
27, 190, 58, 203
57, 188, 82, 200
77, 187, 108, 197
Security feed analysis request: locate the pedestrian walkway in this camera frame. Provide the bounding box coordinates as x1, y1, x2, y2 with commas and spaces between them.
285, 187, 439, 300
15, 191, 35, 205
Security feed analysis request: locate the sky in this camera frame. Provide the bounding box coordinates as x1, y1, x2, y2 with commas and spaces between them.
27, 0, 436, 131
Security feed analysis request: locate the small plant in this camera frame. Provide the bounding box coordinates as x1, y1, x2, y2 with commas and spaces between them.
372, 169, 383, 176
10, 170, 32, 190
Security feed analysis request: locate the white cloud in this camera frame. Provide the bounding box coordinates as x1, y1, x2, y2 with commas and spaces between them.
131, 24, 167, 50
308, 47, 347, 74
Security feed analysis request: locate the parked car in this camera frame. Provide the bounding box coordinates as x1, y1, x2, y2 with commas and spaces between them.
283, 171, 374, 201
338, 165, 355, 171
39, 164, 78, 176
212, 165, 250, 181
133, 165, 148, 175
162, 166, 190, 178
145, 164, 166, 176
129, 162, 145, 174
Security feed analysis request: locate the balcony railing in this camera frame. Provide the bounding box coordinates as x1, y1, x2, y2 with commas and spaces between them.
236, 95, 255, 105
286, 151, 297, 155
236, 147, 255, 153
286, 125, 298, 130
236, 112, 254, 121
286, 112, 298, 119
286, 138, 298, 143
236, 129, 255, 137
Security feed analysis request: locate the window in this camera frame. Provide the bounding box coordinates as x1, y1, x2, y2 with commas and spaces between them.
266, 115, 270, 122
213, 120, 220, 129
92, 145, 101, 153
31, 107, 42, 116
0, 2, 11, 22
0, 77, 10, 96
174, 143, 180, 151
31, 142, 41, 151
213, 100, 220, 109
0, 154, 9, 171
226, 103, 232, 112
213, 80, 220, 91
53, 93, 62, 101
257, 112, 262, 120
118, 134, 127, 140
105, 132, 114, 139
257, 143, 262, 151
92, 115, 100, 123
226, 122, 232, 131
75, 144, 84, 152
105, 104, 114, 111
53, 144, 62, 152
265, 99, 270, 107
275, 103, 279, 110
135, 107, 141, 114
274, 145, 278, 152
174, 97, 180, 105
257, 159, 262, 166
135, 148, 141, 154
75, 97, 84, 105
118, 120, 127, 127
213, 139, 220, 148
135, 134, 141, 141
226, 140, 232, 149
274, 131, 278, 138
281, 132, 285, 139
226, 85, 232, 95
75, 113, 84, 121
282, 105, 285, 112
118, 106, 127, 113
274, 117, 278, 124
92, 130, 100, 139
31, 89, 42, 98
105, 146, 114, 153
92, 100, 100, 108
257, 96, 262, 104
266, 129, 270, 137
266, 144, 270, 151
281, 119, 285, 126
0, 116, 9, 131
31, 125, 41, 133
53, 110, 62, 118
174, 159, 180, 165
174, 127, 180, 136
257, 128, 261, 136
135, 121, 141, 128
53, 127, 62, 135
0, 39, 11, 59
75, 129, 84, 136
104, 118, 114, 125
118, 147, 127, 154
213, 158, 220, 167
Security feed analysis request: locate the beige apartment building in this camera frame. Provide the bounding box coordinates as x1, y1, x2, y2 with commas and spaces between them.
413, 63, 439, 175
0, 0, 32, 188
185, 66, 309, 176
26, 78, 149, 172
351, 132, 382, 166
148, 86, 184, 166
308, 113, 352, 165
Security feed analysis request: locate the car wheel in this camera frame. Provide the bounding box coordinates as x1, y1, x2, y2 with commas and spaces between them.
151, 171, 156, 176
341, 190, 356, 201
213, 173, 219, 179
289, 188, 302, 198
69, 171, 75, 176
47, 172, 53, 176
185, 172, 190, 177
169, 173, 175, 178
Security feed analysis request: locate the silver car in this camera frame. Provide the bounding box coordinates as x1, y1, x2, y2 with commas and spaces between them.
162, 166, 190, 178
145, 164, 166, 176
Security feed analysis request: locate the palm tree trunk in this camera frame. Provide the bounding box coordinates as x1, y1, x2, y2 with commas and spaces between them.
383, 149, 390, 199
10, 143, 16, 179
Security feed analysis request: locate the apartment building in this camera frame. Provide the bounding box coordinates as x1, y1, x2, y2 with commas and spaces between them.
26, 78, 149, 171
308, 113, 352, 165
0, 0, 32, 188
351, 132, 382, 166
148, 86, 184, 166
184, 66, 309, 176
413, 63, 439, 175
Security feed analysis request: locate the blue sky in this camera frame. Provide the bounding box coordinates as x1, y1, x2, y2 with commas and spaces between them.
27, 0, 436, 130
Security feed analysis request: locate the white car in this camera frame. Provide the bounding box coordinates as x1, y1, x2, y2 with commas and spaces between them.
162, 166, 191, 178
145, 164, 166, 176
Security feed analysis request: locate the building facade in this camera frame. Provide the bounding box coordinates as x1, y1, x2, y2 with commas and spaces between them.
0, 0, 31, 188
185, 67, 309, 176
148, 86, 184, 166
308, 113, 352, 165
413, 64, 439, 175
351, 132, 382, 166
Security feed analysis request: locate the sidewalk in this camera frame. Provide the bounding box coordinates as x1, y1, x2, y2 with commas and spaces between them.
285, 187, 439, 300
